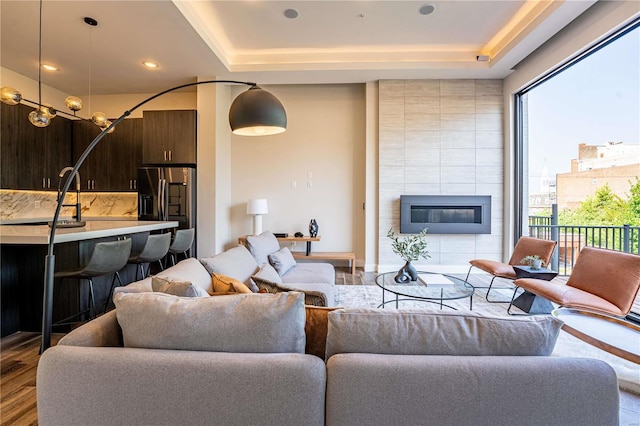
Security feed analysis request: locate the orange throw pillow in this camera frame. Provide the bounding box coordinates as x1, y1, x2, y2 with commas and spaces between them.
211, 273, 252, 294
305, 305, 341, 359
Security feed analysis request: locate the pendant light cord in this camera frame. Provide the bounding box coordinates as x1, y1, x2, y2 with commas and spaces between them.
37, 0, 43, 108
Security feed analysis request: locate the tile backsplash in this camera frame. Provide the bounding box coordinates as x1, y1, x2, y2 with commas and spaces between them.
0, 189, 137, 222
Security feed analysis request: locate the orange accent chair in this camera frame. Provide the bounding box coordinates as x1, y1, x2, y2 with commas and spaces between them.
466, 236, 557, 302
509, 246, 640, 317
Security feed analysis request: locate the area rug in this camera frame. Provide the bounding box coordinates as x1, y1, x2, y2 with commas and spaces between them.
334, 284, 640, 393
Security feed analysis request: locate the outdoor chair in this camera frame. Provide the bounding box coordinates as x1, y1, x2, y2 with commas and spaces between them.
508, 246, 640, 317
466, 236, 557, 302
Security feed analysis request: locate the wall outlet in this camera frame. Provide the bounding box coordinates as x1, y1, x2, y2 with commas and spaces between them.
307, 172, 313, 179
291, 180, 297, 188
307, 180, 313, 188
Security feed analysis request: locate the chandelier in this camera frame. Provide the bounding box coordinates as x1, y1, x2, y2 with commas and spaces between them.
0, 2, 112, 132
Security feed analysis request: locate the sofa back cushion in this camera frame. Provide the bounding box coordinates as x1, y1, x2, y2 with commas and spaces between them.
157, 258, 213, 293
245, 232, 281, 266
114, 291, 306, 353
200, 246, 260, 286
325, 308, 562, 360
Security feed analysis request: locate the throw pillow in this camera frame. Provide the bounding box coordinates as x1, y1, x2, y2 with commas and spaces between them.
325, 308, 563, 360
211, 273, 253, 294
305, 305, 342, 359
151, 276, 209, 298
268, 247, 297, 276
252, 262, 283, 285
200, 246, 259, 287
114, 292, 306, 353
245, 232, 280, 266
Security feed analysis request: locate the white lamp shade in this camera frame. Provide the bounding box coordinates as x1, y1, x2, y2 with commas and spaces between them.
246, 199, 268, 215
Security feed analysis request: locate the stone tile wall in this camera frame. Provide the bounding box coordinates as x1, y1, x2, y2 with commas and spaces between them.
378, 79, 504, 270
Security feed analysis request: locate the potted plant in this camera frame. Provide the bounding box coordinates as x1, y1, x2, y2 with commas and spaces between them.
387, 228, 430, 282
521, 255, 544, 270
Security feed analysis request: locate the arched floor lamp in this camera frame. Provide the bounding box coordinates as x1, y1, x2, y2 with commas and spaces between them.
37, 80, 286, 352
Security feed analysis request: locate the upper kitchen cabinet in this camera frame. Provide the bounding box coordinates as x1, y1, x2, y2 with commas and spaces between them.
142, 110, 196, 164
72, 118, 142, 191
1, 103, 72, 190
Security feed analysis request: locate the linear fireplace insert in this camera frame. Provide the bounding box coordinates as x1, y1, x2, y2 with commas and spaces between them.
400, 195, 491, 234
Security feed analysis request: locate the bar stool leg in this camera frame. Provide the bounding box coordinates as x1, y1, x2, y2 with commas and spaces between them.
104, 272, 124, 314
87, 278, 96, 320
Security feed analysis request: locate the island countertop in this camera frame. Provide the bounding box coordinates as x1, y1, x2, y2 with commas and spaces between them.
0, 220, 179, 245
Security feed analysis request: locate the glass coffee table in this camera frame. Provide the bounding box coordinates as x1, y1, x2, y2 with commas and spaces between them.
375, 271, 474, 310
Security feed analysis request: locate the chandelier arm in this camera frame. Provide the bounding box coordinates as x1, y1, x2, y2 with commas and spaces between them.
40, 79, 258, 353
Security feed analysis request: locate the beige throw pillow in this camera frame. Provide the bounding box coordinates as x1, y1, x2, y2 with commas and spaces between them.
151, 276, 209, 298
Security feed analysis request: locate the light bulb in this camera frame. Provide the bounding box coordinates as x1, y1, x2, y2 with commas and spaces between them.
91, 112, 108, 127
41, 104, 57, 119
65, 96, 83, 111
1, 87, 22, 105
28, 109, 51, 127
101, 120, 115, 134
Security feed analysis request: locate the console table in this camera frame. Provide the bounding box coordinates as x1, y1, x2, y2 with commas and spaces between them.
238, 235, 320, 255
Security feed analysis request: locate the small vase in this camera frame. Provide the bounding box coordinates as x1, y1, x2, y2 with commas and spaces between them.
394, 269, 411, 283
402, 261, 418, 281
531, 259, 542, 270
309, 219, 318, 237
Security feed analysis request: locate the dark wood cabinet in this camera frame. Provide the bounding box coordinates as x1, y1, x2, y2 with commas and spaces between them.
72, 117, 142, 191
1, 103, 72, 190
142, 110, 196, 164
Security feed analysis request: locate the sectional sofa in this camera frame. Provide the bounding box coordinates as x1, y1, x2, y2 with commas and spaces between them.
37, 290, 620, 426
116, 230, 336, 306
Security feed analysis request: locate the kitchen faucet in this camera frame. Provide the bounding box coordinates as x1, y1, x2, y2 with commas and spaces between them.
57, 167, 82, 222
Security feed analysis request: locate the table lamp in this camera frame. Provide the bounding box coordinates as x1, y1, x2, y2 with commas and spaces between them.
247, 199, 268, 235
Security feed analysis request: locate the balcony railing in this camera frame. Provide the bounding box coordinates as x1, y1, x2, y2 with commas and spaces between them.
529, 208, 639, 274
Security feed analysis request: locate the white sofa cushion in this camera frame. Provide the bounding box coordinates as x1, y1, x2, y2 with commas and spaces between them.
245, 232, 280, 266
114, 291, 306, 353
200, 246, 259, 286
325, 308, 562, 360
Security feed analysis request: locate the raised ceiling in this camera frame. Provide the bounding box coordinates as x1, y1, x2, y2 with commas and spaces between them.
0, 0, 597, 95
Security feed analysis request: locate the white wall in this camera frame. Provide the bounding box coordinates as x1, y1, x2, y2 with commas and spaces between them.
229, 84, 367, 259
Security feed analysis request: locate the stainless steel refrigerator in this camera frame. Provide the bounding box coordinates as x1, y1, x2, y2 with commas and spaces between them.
138, 166, 196, 254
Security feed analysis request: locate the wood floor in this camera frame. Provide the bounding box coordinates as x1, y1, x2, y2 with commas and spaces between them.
1, 333, 62, 426
1, 268, 638, 425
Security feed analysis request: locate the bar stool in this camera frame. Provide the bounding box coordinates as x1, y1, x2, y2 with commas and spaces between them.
54, 238, 132, 325
168, 228, 195, 266
128, 232, 172, 280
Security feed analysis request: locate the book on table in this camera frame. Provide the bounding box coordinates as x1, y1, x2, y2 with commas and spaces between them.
417, 273, 454, 288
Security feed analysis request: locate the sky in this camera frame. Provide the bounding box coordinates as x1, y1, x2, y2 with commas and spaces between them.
527, 25, 640, 183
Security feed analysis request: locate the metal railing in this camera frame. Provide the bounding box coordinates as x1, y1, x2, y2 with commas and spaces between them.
528, 205, 640, 275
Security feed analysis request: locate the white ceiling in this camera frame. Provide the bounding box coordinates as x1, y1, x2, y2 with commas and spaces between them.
0, 0, 597, 95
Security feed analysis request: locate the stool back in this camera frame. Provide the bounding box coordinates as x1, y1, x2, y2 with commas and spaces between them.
136, 233, 172, 262
82, 239, 132, 276
170, 228, 195, 254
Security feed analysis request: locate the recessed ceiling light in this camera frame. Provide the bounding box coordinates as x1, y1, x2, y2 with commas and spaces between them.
284, 8, 299, 19
42, 64, 58, 71
419, 4, 436, 15
142, 61, 159, 69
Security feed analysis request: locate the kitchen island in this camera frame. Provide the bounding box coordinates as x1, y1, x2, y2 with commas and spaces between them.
1, 220, 178, 337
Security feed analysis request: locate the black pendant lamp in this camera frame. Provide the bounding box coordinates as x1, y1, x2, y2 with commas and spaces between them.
229, 86, 287, 136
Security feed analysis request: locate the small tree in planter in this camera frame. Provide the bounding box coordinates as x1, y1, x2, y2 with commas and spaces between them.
387, 228, 430, 281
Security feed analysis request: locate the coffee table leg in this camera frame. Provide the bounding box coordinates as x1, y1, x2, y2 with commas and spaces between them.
440, 289, 443, 309
395, 294, 399, 309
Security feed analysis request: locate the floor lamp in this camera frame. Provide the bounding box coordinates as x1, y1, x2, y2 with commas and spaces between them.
38, 81, 287, 352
